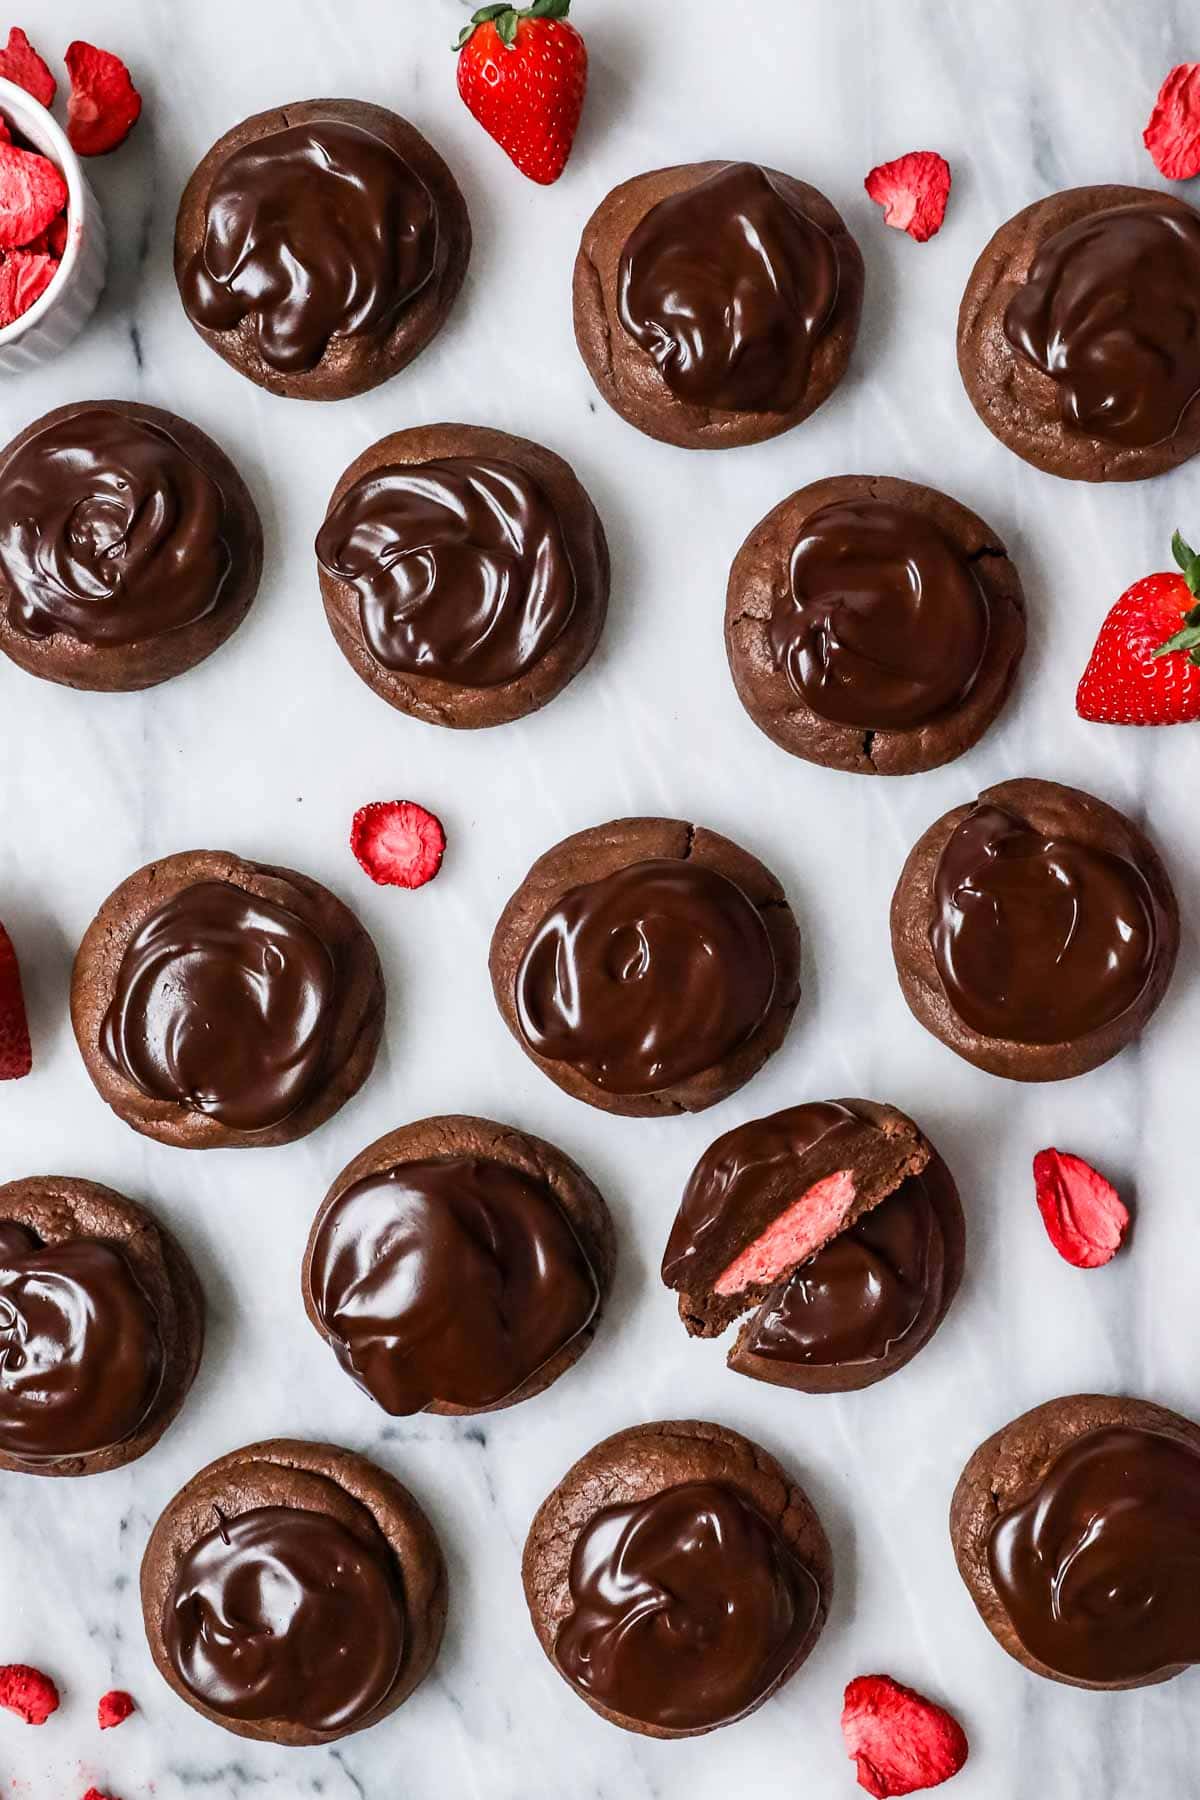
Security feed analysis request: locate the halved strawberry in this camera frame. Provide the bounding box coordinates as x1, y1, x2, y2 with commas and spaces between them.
1077, 531, 1200, 726
351, 802, 446, 889
0, 922, 31, 1080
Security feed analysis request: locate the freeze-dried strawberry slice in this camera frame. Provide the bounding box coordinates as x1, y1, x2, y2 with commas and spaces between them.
0, 141, 67, 249
842, 1675, 968, 1797
1144, 63, 1200, 180
351, 801, 446, 889
1033, 1149, 1129, 1269
97, 1689, 135, 1730
0, 248, 59, 326
865, 151, 951, 242
65, 42, 141, 157
0, 1663, 59, 1725
0, 923, 31, 1079
22, 212, 67, 258
0, 28, 56, 109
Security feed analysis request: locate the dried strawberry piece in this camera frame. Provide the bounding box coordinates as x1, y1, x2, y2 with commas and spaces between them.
1033, 1148, 1129, 1269
843, 1675, 968, 1798
0, 924, 31, 1079
0, 1663, 59, 1725
0, 141, 67, 249
0, 248, 59, 326
83, 1790, 121, 1800
0, 28, 56, 109
97, 1689, 135, 1730
351, 801, 446, 889
865, 151, 952, 242
23, 212, 67, 258
65, 42, 141, 158
1144, 64, 1200, 180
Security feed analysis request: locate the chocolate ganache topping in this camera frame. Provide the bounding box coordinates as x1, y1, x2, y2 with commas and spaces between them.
1003, 203, 1200, 448
316, 458, 577, 686
0, 409, 233, 646
769, 500, 990, 730
515, 859, 777, 1095
165, 1505, 405, 1729
0, 1222, 163, 1462
662, 1102, 869, 1287
100, 881, 336, 1131
182, 119, 439, 373
555, 1480, 820, 1730
309, 1157, 599, 1414
988, 1426, 1200, 1684
617, 162, 840, 413
745, 1170, 942, 1368
930, 805, 1159, 1045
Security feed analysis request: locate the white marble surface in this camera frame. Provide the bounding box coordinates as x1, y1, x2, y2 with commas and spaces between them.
1, 1, 1199, 1795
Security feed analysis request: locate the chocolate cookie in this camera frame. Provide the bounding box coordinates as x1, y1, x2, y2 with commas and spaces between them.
951, 1394, 1200, 1689
522, 1419, 832, 1737
726, 476, 1026, 774
316, 424, 609, 727
489, 817, 802, 1117
141, 1437, 446, 1744
958, 186, 1200, 481
891, 779, 1179, 1081
0, 400, 262, 692
662, 1101, 964, 1395
71, 851, 385, 1149
0, 1176, 203, 1477
302, 1115, 615, 1416
175, 99, 471, 401
574, 160, 864, 449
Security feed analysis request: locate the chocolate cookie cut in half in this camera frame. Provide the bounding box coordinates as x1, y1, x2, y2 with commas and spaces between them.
951, 1394, 1200, 1690
71, 851, 385, 1148
490, 817, 802, 1117
175, 99, 471, 400
726, 476, 1026, 775
316, 424, 609, 727
141, 1438, 446, 1744
662, 1101, 963, 1394
891, 778, 1179, 1081
574, 160, 864, 449
523, 1420, 832, 1737
0, 400, 263, 692
958, 185, 1200, 480
0, 1177, 204, 1477
302, 1115, 615, 1416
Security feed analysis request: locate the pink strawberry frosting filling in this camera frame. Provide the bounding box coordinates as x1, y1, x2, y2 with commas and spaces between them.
714, 1169, 857, 1297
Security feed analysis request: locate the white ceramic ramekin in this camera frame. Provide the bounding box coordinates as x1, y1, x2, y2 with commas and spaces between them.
0, 74, 107, 374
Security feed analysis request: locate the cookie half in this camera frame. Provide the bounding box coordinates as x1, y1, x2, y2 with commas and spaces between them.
522, 1419, 832, 1737
303, 1115, 615, 1416
726, 475, 1026, 774
489, 817, 802, 1117
0, 1176, 203, 1477
141, 1438, 446, 1744
71, 850, 385, 1148
316, 424, 609, 727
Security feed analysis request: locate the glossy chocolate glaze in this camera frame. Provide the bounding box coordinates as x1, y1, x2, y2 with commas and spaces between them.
164, 1504, 405, 1729
181, 119, 439, 373
0, 1221, 163, 1462
988, 1426, 1200, 1683
0, 408, 233, 646
661, 1102, 869, 1287
930, 804, 1159, 1045
100, 881, 336, 1131
316, 457, 576, 687
515, 859, 776, 1095
1004, 203, 1200, 448
769, 499, 990, 729
555, 1479, 820, 1730
617, 162, 840, 413
745, 1170, 941, 1367
309, 1157, 599, 1414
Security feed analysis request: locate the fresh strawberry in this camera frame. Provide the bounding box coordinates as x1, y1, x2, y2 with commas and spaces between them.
351, 802, 446, 889
1077, 531, 1200, 725
456, 0, 587, 186
0, 923, 31, 1080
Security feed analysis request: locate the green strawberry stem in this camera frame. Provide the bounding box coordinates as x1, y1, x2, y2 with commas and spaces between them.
455, 0, 570, 50
1156, 529, 1200, 666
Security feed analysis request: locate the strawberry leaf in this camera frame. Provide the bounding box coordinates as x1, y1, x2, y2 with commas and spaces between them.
1172, 529, 1200, 597
455, 3, 511, 48
523, 0, 572, 17
496, 7, 520, 44
1154, 601, 1200, 659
